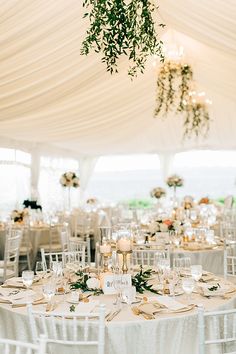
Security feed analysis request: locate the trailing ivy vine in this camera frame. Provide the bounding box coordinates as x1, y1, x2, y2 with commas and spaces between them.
154, 61, 193, 116
81, 0, 165, 77
183, 101, 210, 138
154, 60, 211, 138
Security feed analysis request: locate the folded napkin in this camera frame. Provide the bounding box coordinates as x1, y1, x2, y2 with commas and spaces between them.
54, 300, 99, 315
199, 283, 231, 297
0, 289, 35, 303
138, 302, 162, 316
148, 296, 187, 311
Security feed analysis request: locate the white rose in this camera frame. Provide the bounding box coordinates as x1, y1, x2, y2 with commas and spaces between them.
160, 223, 168, 232
86, 277, 100, 289
149, 222, 158, 234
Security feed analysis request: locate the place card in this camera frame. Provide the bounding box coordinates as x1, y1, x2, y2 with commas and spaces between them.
102, 274, 132, 294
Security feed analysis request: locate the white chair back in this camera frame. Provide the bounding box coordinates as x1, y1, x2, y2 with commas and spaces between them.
0, 335, 47, 354
59, 224, 71, 251
28, 304, 106, 354
132, 249, 158, 266
198, 305, 236, 354
69, 237, 91, 264
224, 195, 234, 210
1, 228, 23, 282
40, 249, 86, 270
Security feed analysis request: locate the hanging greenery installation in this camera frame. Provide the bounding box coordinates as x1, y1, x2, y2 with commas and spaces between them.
154, 61, 193, 116
81, 0, 165, 77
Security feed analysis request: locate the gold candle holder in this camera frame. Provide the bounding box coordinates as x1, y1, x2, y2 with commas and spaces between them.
101, 252, 112, 272
117, 250, 132, 274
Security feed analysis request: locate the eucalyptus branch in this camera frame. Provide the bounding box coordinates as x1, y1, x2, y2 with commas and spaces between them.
81, 0, 165, 77
132, 266, 158, 294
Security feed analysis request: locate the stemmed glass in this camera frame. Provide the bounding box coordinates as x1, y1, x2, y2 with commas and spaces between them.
22, 270, 34, 303
190, 265, 202, 282
22, 270, 34, 289
35, 261, 46, 280
42, 282, 56, 306
182, 277, 195, 304
113, 267, 123, 309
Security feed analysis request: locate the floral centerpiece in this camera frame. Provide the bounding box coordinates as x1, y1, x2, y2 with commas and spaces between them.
166, 174, 183, 188
199, 197, 210, 205
11, 208, 29, 223
150, 187, 166, 199
148, 217, 182, 235
60, 172, 79, 188
86, 197, 98, 205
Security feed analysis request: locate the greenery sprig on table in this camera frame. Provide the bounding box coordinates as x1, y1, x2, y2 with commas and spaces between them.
70, 270, 103, 296
81, 0, 165, 77
132, 266, 158, 294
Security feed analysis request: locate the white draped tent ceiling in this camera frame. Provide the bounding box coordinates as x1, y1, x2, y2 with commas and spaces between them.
0, 0, 235, 157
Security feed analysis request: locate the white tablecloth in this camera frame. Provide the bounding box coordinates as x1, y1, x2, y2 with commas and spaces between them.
0, 279, 235, 354
172, 247, 224, 275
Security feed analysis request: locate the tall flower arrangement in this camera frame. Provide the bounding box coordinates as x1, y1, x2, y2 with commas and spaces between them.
150, 187, 166, 199
60, 172, 79, 188
60, 172, 79, 211
166, 174, 183, 189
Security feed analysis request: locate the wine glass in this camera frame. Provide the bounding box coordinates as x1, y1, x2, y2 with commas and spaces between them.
35, 261, 46, 280
113, 267, 123, 308
22, 270, 34, 289
190, 265, 202, 282
42, 282, 56, 304
182, 277, 195, 304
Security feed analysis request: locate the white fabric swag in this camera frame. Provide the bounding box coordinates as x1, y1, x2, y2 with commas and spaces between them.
0, 0, 234, 157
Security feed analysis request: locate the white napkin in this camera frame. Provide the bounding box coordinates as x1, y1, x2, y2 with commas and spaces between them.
148, 296, 187, 311
0, 289, 35, 302
199, 283, 230, 297
56, 300, 99, 314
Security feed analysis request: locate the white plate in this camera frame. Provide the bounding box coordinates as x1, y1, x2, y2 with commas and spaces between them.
122, 297, 141, 304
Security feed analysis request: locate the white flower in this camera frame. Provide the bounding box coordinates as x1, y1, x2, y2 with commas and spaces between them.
149, 221, 158, 234
86, 277, 100, 289
67, 172, 74, 179
160, 223, 168, 232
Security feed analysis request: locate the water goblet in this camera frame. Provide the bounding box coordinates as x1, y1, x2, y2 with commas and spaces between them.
22, 270, 34, 289
42, 282, 56, 305
22, 270, 34, 303
35, 261, 46, 280
190, 265, 202, 282
182, 277, 195, 304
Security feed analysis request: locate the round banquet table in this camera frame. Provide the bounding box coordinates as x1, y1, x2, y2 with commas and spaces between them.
0, 225, 59, 262
0, 277, 235, 354
171, 246, 224, 275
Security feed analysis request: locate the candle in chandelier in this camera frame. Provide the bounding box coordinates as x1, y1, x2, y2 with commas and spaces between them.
100, 243, 111, 254
117, 237, 132, 252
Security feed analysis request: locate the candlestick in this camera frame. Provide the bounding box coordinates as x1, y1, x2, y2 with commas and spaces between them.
101, 252, 112, 272
117, 237, 132, 252
100, 244, 111, 254
117, 250, 132, 274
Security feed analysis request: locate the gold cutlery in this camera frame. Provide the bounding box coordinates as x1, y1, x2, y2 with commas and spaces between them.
106, 309, 121, 322
132, 306, 155, 320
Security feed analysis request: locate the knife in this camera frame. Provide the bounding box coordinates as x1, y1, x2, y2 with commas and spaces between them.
107, 309, 121, 322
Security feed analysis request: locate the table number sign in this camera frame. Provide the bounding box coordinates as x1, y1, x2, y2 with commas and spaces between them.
102, 274, 132, 294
